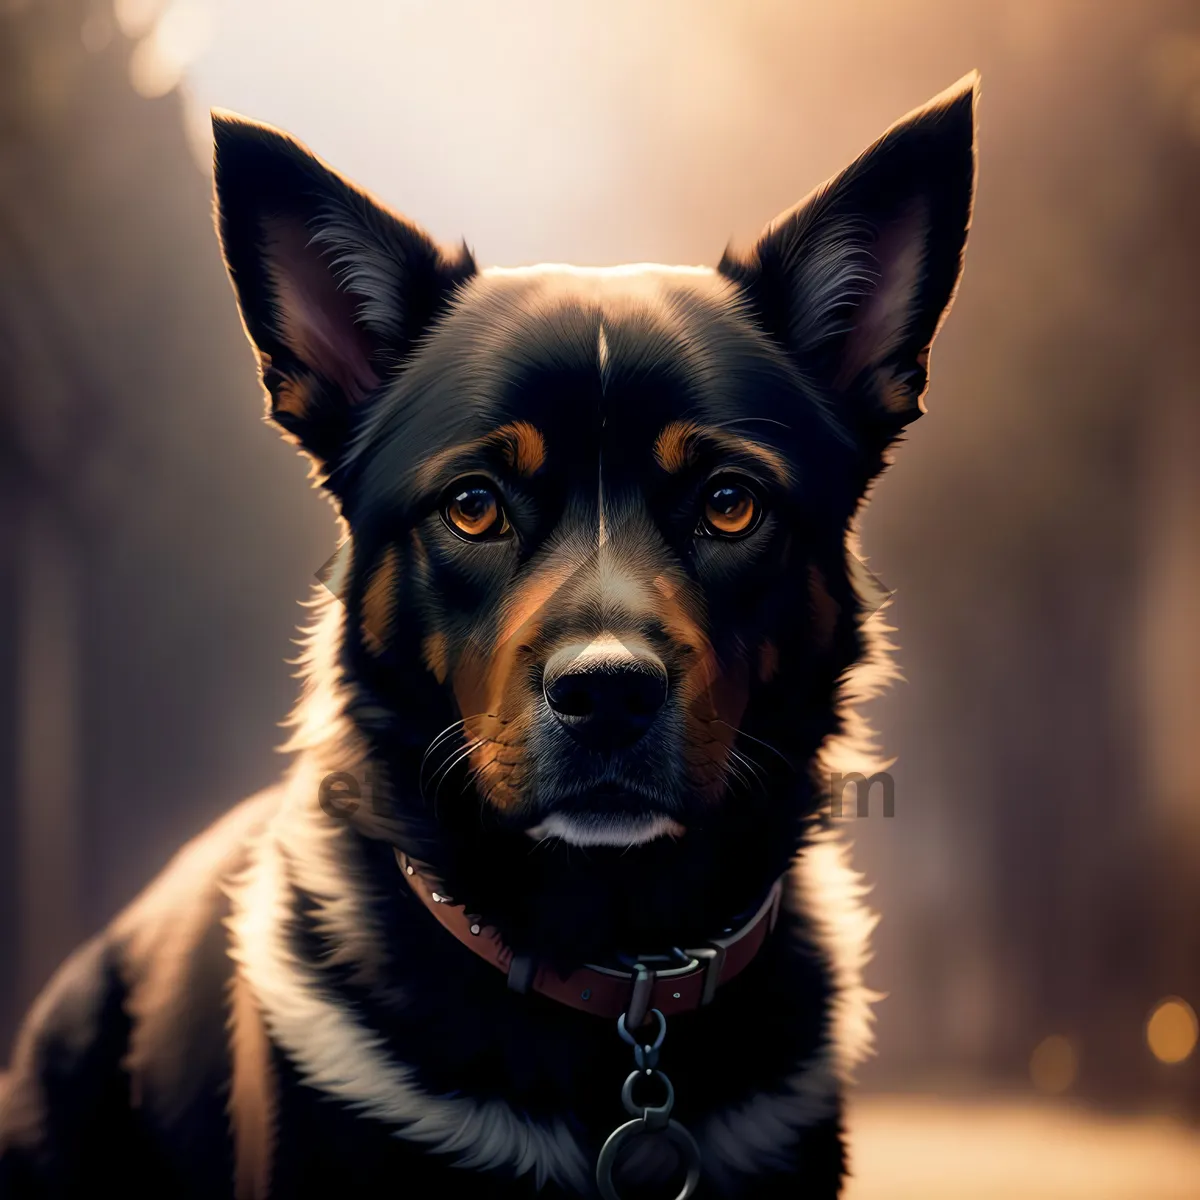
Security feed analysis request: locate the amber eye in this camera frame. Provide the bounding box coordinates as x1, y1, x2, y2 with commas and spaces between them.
442, 480, 511, 541
699, 477, 761, 538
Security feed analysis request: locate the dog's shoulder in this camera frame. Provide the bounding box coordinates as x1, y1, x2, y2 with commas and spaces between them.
110, 789, 281, 1132
1, 791, 280, 1194
0, 931, 134, 1194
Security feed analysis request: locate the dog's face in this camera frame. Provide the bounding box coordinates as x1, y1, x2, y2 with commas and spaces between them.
213, 79, 975, 856
339, 265, 856, 851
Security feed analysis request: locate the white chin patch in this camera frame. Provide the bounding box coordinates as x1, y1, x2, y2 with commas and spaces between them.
525, 812, 685, 848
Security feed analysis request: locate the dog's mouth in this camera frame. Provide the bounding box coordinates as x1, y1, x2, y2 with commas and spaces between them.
524, 783, 685, 848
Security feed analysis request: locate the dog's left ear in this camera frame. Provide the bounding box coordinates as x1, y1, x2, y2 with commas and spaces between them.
212, 112, 476, 477
720, 73, 977, 455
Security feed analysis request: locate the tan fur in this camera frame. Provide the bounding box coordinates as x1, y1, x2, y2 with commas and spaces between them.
653, 420, 793, 486
422, 631, 448, 684
227, 968, 277, 1200
653, 418, 705, 474
612, 557, 745, 807
414, 422, 547, 495
451, 561, 578, 813
270, 370, 317, 422
489, 421, 546, 477
360, 546, 399, 655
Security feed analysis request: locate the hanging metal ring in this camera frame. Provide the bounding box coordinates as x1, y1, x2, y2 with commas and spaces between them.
595, 1115, 702, 1200
596, 1070, 702, 1200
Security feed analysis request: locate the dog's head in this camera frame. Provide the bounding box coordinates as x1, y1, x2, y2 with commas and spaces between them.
213, 79, 975, 939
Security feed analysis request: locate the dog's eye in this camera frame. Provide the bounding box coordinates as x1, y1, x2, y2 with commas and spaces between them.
442, 480, 511, 541
698, 477, 761, 538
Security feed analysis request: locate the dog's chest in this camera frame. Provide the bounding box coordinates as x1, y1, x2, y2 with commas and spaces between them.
258, 1026, 839, 1200
238, 933, 840, 1199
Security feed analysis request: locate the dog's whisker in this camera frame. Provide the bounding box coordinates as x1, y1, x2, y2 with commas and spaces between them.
706, 718, 793, 769
727, 747, 768, 798
419, 717, 473, 785
452, 739, 518, 799
420, 712, 499, 757
729, 745, 767, 782
426, 738, 486, 810
723, 756, 752, 795
430, 737, 484, 789
419, 714, 504, 791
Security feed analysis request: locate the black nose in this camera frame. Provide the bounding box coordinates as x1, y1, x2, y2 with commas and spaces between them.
543, 639, 669, 750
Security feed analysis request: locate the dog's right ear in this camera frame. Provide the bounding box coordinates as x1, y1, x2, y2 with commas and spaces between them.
212, 112, 476, 478
719, 75, 977, 464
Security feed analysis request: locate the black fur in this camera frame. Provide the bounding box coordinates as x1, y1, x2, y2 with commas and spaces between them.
1, 76, 977, 1198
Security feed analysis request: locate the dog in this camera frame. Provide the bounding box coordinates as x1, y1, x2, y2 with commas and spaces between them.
0, 73, 977, 1198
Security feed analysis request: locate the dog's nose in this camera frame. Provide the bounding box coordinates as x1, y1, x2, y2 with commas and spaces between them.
543, 638, 668, 750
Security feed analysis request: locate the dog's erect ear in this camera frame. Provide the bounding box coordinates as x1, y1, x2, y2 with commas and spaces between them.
720, 74, 977, 453
212, 112, 476, 473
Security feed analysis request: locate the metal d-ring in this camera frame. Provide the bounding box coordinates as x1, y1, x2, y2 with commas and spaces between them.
595, 1114, 702, 1200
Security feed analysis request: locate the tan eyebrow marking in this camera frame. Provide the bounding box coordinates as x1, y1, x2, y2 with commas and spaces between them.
653, 420, 793, 486
414, 422, 547, 493
654, 419, 705, 474
488, 421, 546, 476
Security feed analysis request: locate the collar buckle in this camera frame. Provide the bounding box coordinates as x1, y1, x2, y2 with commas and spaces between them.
688, 945, 727, 1006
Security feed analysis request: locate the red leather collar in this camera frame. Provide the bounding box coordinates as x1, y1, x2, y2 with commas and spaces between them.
395, 849, 783, 1024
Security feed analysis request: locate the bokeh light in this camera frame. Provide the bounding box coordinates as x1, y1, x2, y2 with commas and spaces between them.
1030, 1035, 1079, 1095
113, 0, 163, 38
1146, 997, 1198, 1065
128, 0, 212, 99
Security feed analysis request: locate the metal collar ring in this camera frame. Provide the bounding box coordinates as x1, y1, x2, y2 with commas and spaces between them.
595, 1116, 703, 1200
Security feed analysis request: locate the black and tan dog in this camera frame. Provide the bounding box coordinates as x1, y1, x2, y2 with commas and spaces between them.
1, 74, 977, 1198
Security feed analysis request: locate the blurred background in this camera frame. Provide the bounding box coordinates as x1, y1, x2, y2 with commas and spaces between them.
2, 0, 1199, 1194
